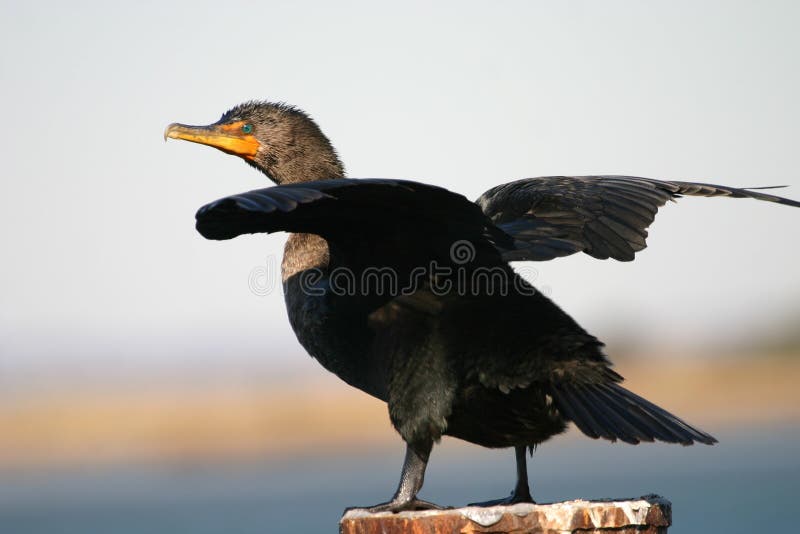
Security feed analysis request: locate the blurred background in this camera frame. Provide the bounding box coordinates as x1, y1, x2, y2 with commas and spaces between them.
1, 1, 799, 533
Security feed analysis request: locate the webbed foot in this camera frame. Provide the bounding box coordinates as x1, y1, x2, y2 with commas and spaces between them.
350, 441, 448, 514
468, 488, 535, 507
357, 497, 448, 513
469, 446, 536, 507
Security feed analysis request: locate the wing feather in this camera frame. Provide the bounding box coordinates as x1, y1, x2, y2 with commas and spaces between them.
478, 175, 800, 262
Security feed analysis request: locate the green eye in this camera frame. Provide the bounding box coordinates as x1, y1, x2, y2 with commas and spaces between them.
241, 124, 253, 134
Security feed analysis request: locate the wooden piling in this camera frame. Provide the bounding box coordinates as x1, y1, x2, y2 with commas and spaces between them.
340, 494, 671, 534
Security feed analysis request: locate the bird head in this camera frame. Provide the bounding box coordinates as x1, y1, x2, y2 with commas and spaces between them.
165, 101, 344, 184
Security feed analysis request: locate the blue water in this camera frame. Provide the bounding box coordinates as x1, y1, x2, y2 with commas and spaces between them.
1, 425, 798, 533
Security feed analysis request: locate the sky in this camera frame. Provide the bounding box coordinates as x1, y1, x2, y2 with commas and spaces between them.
1, 1, 799, 374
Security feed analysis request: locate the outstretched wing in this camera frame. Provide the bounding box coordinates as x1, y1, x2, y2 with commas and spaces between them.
477, 175, 800, 262
196, 178, 511, 273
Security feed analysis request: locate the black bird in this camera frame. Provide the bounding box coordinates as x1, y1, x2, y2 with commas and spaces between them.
165, 101, 800, 511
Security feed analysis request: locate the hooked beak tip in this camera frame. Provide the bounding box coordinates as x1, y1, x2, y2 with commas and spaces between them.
163, 123, 180, 142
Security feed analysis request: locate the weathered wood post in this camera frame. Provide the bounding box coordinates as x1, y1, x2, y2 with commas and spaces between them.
340, 495, 671, 534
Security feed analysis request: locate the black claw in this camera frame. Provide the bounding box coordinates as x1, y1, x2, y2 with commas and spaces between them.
362, 497, 448, 513
469, 489, 536, 507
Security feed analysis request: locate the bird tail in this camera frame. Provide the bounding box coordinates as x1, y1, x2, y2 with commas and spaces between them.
550, 381, 717, 445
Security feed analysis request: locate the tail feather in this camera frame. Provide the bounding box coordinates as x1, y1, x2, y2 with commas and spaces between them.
551, 387, 608, 440
590, 384, 678, 443
551, 382, 717, 446
578, 386, 654, 444
603, 383, 717, 444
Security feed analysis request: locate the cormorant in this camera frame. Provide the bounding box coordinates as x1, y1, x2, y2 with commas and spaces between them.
165, 101, 800, 512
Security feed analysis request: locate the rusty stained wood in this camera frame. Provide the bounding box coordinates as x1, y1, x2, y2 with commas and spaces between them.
340, 495, 671, 534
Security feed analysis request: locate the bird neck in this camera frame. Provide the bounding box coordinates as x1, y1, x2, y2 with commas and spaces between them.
266, 156, 345, 184
282, 232, 329, 281
254, 134, 346, 184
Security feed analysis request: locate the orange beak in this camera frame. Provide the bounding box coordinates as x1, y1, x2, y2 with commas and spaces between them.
164, 120, 260, 161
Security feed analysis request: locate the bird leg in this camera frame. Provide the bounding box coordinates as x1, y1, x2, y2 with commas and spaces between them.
361, 440, 445, 513
469, 445, 535, 506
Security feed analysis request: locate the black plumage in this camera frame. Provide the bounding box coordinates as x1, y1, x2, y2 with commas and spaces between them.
479, 176, 800, 262
166, 101, 799, 512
